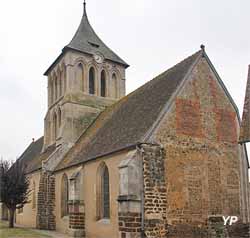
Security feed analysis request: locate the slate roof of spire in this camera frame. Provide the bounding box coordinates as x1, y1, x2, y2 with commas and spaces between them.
44, 3, 129, 75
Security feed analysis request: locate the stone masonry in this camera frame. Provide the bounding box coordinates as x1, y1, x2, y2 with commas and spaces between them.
140, 143, 168, 238
37, 171, 56, 230
68, 200, 85, 237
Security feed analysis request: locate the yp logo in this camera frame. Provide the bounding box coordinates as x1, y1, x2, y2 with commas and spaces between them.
222, 216, 238, 226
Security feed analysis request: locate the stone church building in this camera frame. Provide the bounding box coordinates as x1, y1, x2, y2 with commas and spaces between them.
8, 2, 250, 238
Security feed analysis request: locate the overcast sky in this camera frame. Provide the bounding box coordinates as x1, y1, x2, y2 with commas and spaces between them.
0, 0, 250, 160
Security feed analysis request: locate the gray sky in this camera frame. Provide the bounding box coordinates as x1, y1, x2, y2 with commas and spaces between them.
0, 0, 250, 160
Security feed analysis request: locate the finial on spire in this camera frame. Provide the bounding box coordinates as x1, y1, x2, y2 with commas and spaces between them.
200, 44, 205, 51
83, 0, 87, 15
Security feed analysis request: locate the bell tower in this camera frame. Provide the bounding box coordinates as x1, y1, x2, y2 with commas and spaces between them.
42, 2, 129, 152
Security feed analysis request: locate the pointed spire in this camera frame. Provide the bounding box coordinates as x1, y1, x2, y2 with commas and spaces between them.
239, 65, 250, 143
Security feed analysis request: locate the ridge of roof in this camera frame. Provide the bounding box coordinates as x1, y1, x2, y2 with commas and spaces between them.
55, 50, 202, 171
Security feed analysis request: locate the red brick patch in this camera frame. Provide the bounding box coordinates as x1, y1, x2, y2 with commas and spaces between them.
176, 99, 203, 138
215, 109, 237, 143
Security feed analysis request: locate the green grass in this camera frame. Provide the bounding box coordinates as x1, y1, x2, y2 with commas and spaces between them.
0, 220, 52, 238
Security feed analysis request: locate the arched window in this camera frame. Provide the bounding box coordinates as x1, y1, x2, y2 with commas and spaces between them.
53, 112, 57, 141
54, 75, 58, 100
76, 63, 84, 92
62, 64, 67, 93
112, 73, 118, 98
50, 79, 54, 104
102, 166, 110, 218
58, 108, 62, 129
97, 163, 110, 219
32, 181, 36, 209
58, 70, 62, 97
61, 174, 69, 217
89, 67, 95, 95
101, 70, 106, 97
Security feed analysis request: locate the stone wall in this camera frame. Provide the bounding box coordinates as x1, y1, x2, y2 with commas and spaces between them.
68, 201, 85, 237
37, 171, 56, 230
118, 150, 142, 238
140, 143, 167, 238
153, 57, 248, 226
118, 212, 142, 237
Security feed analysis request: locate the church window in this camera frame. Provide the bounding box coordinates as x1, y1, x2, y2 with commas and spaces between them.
32, 181, 36, 209
53, 112, 57, 141
102, 165, 110, 218
96, 163, 110, 220
61, 173, 69, 217
54, 75, 58, 100
62, 64, 67, 93
112, 73, 118, 98
50, 79, 54, 104
58, 108, 62, 129
89, 67, 95, 95
58, 70, 62, 97
101, 70, 106, 97
76, 63, 84, 92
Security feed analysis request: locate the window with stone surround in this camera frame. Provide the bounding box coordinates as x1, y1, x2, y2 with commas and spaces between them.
53, 112, 57, 141
89, 67, 95, 95
76, 63, 84, 92
96, 163, 110, 220
111, 73, 118, 98
58, 108, 62, 130
61, 173, 69, 217
101, 70, 106, 97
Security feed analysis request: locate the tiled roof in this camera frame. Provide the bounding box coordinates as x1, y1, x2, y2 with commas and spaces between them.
18, 137, 56, 174
56, 50, 202, 171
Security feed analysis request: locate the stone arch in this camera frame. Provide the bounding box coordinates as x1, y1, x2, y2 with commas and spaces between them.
58, 107, 62, 130
96, 162, 110, 220
100, 70, 107, 97
89, 66, 96, 95
76, 63, 85, 92
61, 173, 69, 217
49, 76, 54, 105
61, 63, 67, 93
57, 68, 62, 97
54, 73, 58, 101
111, 72, 118, 98
53, 111, 57, 141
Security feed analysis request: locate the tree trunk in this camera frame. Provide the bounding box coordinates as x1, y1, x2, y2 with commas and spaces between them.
9, 208, 15, 228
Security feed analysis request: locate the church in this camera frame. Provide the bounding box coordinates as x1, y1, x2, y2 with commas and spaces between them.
6, 2, 250, 238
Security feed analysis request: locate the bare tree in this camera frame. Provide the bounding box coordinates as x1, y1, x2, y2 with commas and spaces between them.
0, 159, 30, 228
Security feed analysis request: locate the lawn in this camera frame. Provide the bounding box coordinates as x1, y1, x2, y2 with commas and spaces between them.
0, 220, 52, 238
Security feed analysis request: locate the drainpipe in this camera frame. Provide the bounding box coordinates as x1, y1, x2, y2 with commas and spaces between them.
137, 145, 145, 238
